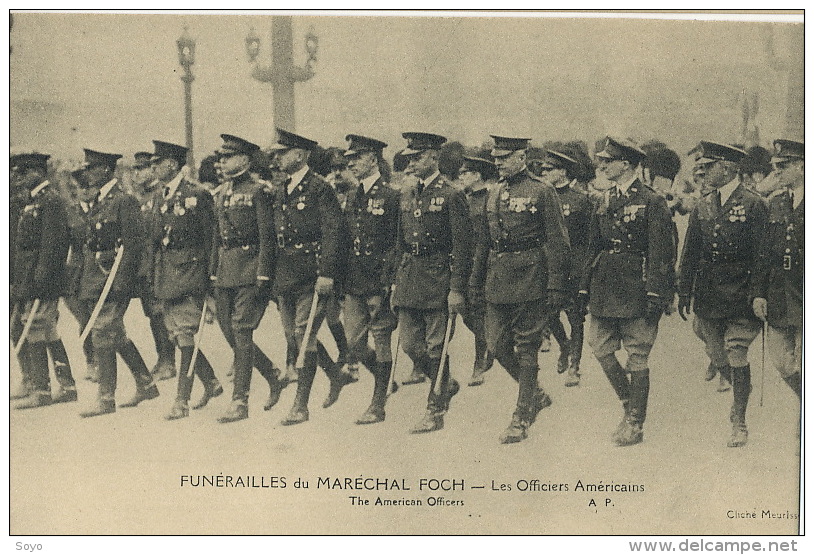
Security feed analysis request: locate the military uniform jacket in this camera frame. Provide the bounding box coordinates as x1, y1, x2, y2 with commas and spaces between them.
64, 202, 88, 298
470, 170, 570, 305
678, 182, 767, 320
77, 181, 143, 301
392, 174, 473, 310
149, 178, 215, 301
555, 183, 592, 295
210, 171, 274, 289
581, 179, 674, 319
136, 186, 161, 293
752, 190, 803, 328
342, 177, 400, 297
11, 182, 70, 301
268, 169, 346, 297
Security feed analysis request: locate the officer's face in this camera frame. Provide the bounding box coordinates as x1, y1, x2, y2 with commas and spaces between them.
152, 158, 179, 184
13, 168, 42, 190
219, 152, 251, 177
693, 160, 729, 189
346, 151, 377, 181
404, 150, 438, 180
494, 150, 526, 179
773, 159, 804, 189
456, 168, 481, 190
595, 157, 627, 182
539, 166, 567, 187
132, 165, 155, 188
272, 148, 305, 175
84, 164, 111, 188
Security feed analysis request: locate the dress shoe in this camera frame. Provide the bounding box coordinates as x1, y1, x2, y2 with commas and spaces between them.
402, 369, 426, 385
217, 401, 248, 423
153, 362, 176, 382
281, 363, 298, 386
356, 405, 385, 425
281, 407, 309, 426
556, 346, 570, 374
499, 415, 528, 444
15, 391, 52, 410
717, 373, 731, 393
468, 371, 485, 387
323, 369, 355, 409
727, 423, 748, 448
51, 387, 78, 404
614, 419, 644, 447
264, 378, 284, 411
119, 384, 160, 408
191, 380, 224, 410
165, 400, 190, 421
529, 390, 552, 424
80, 399, 116, 418
410, 412, 444, 434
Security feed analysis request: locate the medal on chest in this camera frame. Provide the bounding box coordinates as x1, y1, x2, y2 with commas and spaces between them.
728, 205, 746, 223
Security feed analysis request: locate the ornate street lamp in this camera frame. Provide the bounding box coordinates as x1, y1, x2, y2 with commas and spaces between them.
244, 17, 318, 132
176, 25, 196, 172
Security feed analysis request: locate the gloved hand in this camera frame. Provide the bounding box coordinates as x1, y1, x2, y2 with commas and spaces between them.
677, 295, 692, 321
315, 276, 334, 296
447, 290, 466, 315
752, 297, 768, 322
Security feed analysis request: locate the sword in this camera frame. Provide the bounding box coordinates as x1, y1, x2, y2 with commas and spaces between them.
760, 321, 767, 407
432, 315, 455, 397
387, 329, 400, 396
12, 299, 40, 356
79, 245, 125, 343
186, 296, 209, 379
295, 291, 321, 370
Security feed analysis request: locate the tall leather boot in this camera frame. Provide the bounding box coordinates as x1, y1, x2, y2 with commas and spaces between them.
82, 335, 98, 383
190, 352, 223, 410
166, 346, 196, 420
728, 365, 751, 448
550, 315, 570, 374
500, 364, 540, 444
598, 354, 631, 442
319, 341, 354, 408
497, 349, 521, 383
717, 364, 732, 393
118, 339, 160, 408
49, 339, 78, 403
281, 351, 317, 425
253, 343, 284, 411
783, 372, 802, 400
328, 320, 349, 368
616, 369, 649, 447
80, 347, 117, 417
281, 344, 298, 385
402, 353, 429, 385
149, 315, 176, 380
411, 357, 459, 434
356, 361, 390, 424
11, 343, 34, 400
218, 342, 253, 423
468, 331, 492, 386
15, 342, 52, 409
565, 315, 584, 387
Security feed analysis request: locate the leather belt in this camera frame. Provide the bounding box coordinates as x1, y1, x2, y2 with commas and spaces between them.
490, 236, 542, 253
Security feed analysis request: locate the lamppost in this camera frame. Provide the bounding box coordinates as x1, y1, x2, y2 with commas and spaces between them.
245, 16, 318, 132
176, 25, 196, 172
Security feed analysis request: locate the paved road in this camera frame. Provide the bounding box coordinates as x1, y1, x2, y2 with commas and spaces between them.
10, 298, 802, 535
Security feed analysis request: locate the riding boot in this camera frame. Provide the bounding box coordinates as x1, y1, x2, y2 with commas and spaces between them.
80, 347, 117, 417
218, 342, 252, 423
403, 353, 428, 385
319, 341, 354, 408
468, 332, 491, 386
282, 351, 317, 425
149, 315, 176, 379
281, 344, 298, 385
328, 320, 349, 367
166, 346, 195, 420
48, 339, 78, 403
356, 361, 390, 424
11, 343, 34, 400
598, 354, 631, 441
253, 343, 284, 411
118, 339, 159, 408
82, 334, 98, 382
565, 317, 583, 386
191, 352, 223, 410
728, 365, 751, 447
411, 357, 459, 434
499, 363, 540, 443
616, 369, 649, 447
15, 342, 53, 409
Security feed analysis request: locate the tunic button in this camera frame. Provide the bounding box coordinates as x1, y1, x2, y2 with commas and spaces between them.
712, 243, 718, 248
785, 248, 791, 253
627, 234, 633, 239
786, 235, 792, 240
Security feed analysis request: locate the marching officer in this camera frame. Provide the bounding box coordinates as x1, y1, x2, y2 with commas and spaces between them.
391, 132, 473, 433
578, 137, 674, 446
133, 150, 177, 381
458, 156, 498, 386
678, 141, 768, 447
341, 134, 400, 424
210, 134, 286, 423
10, 152, 76, 408
752, 140, 804, 416
264, 128, 351, 426
75, 148, 158, 417
145, 140, 223, 420
536, 147, 593, 387
470, 136, 570, 443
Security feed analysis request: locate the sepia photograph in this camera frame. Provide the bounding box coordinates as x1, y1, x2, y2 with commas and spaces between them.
7, 8, 805, 544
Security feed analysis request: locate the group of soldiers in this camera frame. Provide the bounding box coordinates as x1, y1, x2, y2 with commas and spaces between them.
9, 128, 804, 447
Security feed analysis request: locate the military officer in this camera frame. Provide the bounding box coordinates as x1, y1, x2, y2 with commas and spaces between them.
578, 137, 674, 446
470, 136, 570, 443
142, 140, 222, 420
10, 152, 76, 408
210, 134, 286, 423
678, 141, 768, 447
133, 150, 177, 381
752, 140, 803, 414
391, 132, 473, 434
263, 128, 351, 426
75, 148, 158, 417
340, 134, 400, 424
536, 147, 593, 387
458, 156, 498, 386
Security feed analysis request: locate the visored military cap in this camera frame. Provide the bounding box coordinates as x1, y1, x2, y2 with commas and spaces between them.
133, 151, 153, 169
490, 135, 531, 157
344, 134, 388, 156
540, 149, 579, 169
461, 156, 496, 174
266, 128, 318, 152
82, 148, 123, 170
151, 140, 188, 167
219, 134, 261, 156
595, 136, 646, 164
401, 132, 447, 156
771, 139, 804, 163
691, 141, 746, 164
10, 152, 50, 172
